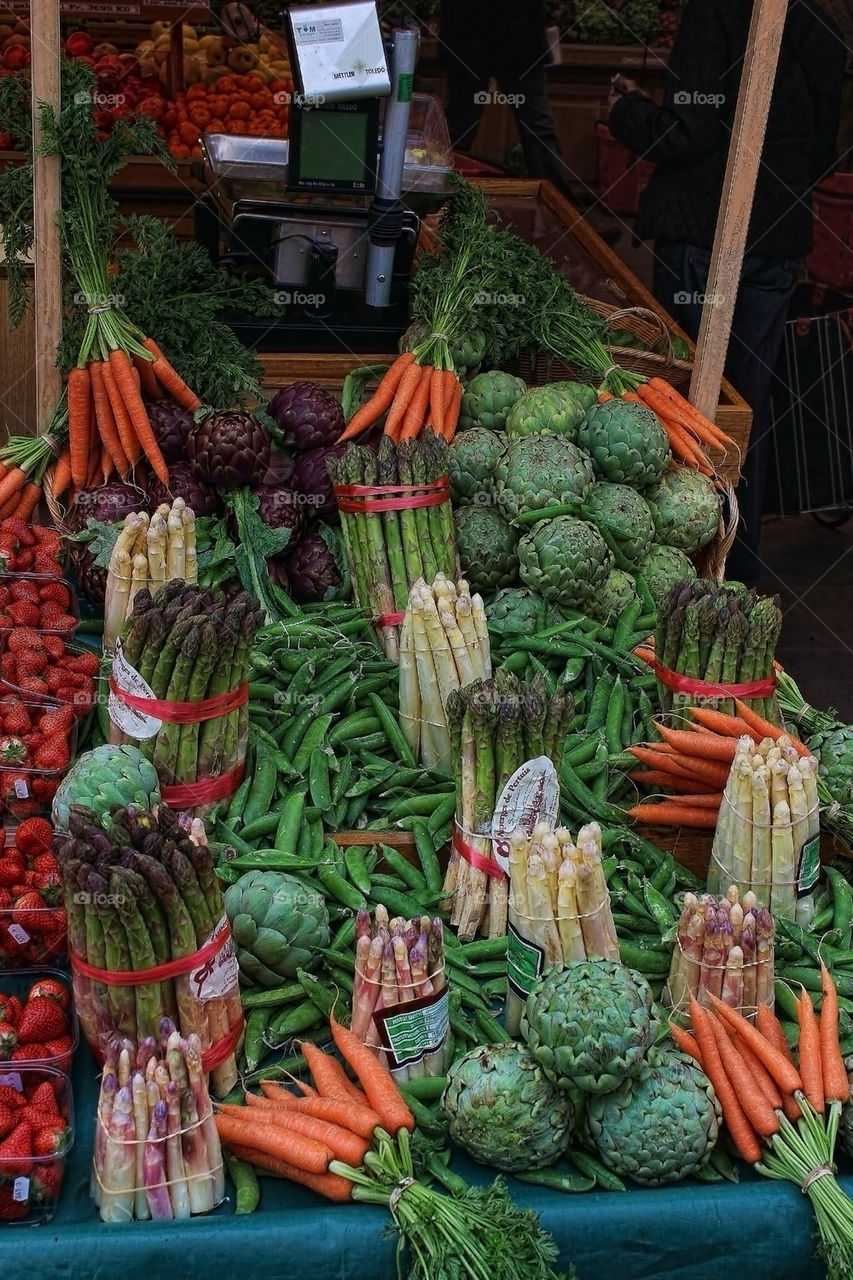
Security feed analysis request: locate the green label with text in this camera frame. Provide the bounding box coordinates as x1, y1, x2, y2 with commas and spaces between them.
507, 922, 545, 999
798, 835, 820, 896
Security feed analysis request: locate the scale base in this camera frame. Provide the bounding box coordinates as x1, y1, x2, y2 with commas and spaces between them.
220, 299, 409, 353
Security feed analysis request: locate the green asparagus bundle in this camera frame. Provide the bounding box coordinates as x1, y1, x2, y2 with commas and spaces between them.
442, 672, 575, 942
111, 582, 262, 807
104, 500, 198, 651
327, 432, 460, 661
505, 819, 619, 1034
56, 803, 243, 1097
654, 578, 783, 721
707, 733, 821, 925
399, 573, 491, 773
664, 885, 774, 1024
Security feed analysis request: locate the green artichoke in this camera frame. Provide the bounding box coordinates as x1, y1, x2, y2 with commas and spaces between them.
458, 371, 527, 432
493, 436, 595, 525
448, 428, 507, 505
636, 544, 697, 610
645, 467, 721, 553
585, 1048, 721, 1185
521, 958, 655, 1094
441, 1043, 574, 1172
584, 481, 655, 564
806, 726, 853, 807
224, 870, 330, 987
518, 517, 612, 610
486, 587, 560, 637
454, 504, 519, 593
577, 401, 670, 488
589, 569, 640, 623
505, 382, 593, 443
52, 744, 161, 833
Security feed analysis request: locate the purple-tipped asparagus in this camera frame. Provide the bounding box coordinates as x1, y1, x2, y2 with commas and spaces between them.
144, 1101, 173, 1221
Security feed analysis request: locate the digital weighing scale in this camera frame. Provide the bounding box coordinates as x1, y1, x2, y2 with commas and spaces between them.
194, 1, 453, 352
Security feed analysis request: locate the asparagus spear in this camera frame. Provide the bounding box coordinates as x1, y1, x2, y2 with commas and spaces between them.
130, 851, 208, 1043
174, 620, 220, 785
458, 689, 498, 941
88, 867, 136, 1041
361, 446, 398, 660
110, 869, 161, 1041
396, 441, 425, 585
377, 436, 409, 612
152, 627, 204, 783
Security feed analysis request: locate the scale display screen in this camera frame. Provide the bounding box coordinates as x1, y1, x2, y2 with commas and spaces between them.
288, 100, 378, 193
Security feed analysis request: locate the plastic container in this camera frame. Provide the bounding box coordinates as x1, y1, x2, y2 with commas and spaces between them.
0, 1064, 73, 1224
0, 704, 77, 820
401, 93, 453, 193
0, 575, 79, 638
0, 835, 67, 970
0, 526, 67, 579
0, 638, 98, 717
0, 969, 78, 1072
806, 171, 853, 292
594, 122, 655, 216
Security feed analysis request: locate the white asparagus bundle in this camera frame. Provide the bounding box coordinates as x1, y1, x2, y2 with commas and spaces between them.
104, 500, 198, 650
398, 574, 492, 771
665, 886, 774, 1022
708, 732, 821, 920
505, 819, 619, 1035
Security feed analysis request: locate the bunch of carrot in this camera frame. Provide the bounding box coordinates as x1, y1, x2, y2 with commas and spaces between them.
637, 377, 736, 475
339, 353, 463, 444
624, 700, 810, 828
213, 1012, 414, 1202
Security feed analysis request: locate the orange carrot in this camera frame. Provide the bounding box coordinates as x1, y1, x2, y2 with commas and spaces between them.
597, 390, 614, 403
627, 745, 693, 773
220, 1100, 369, 1166
0, 491, 21, 519
633, 646, 656, 665
110, 349, 169, 484
621, 390, 642, 403
755, 1004, 801, 1117
636, 788, 721, 808
820, 964, 850, 1104
299, 1043, 364, 1104
688, 707, 757, 739
642, 378, 736, 447
399, 364, 433, 441
225, 1142, 353, 1202
652, 722, 739, 762
709, 1016, 779, 1137
734, 1037, 783, 1109
133, 352, 161, 400
339, 354, 414, 441
668, 1021, 703, 1066
67, 365, 92, 489
14, 482, 41, 522
49, 451, 73, 498
427, 365, 447, 439
100, 357, 140, 467
707, 994, 803, 1094
383, 361, 424, 440
626, 802, 719, 828
442, 375, 464, 442
90, 360, 130, 477
732, 699, 810, 757
689, 997, 762, 1163
656, 414, 715, 473
796, 989, 824, 1114
330, 1011, 414, 1134
628, 770, 721, 796
213, 1112, 332, 1174
663, 753, 731, 787
259, 1083, 383, 1139
141, 338, 202, 412
0, 466, 26, 509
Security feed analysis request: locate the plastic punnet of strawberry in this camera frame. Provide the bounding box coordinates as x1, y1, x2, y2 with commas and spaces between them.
0, 520, 65, 578
0, 969, 76, 1073
0, 704, 77, 822
0, 1063, 73, 1222
0, 824, 67, 969
0, 635, 98, 717
0, 575, 79, 637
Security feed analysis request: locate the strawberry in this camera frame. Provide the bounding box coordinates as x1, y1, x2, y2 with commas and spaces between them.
0, 854, 25, 887
0, 995, 21, 1025
0, 1120, 33, 1175
24, 1083, 60, 1117
31, 777, 59, 804
39, 635, 65, 660
0, 735, 27, 765
43, 1035, 72, 1060
12, 1043, 53, 1062
10, 580, 40, 604
32, 526, 62, 552
0, 888, 10, 909
32, 551, 62, 576
5, 601, 40, 627
33, 736, 70, 772
0, 1184, 29, 1220
32, 1158, 63, 1200
40, 927, 66, 960
0, 586, 9, 607
7, 629, 43, 655
35, 708, 74, 737
17, 677, 48, 697
0, 518, 34, 546
63, 651, 100, 677
31, 872, 61, 906
44, 669, 67, 694
15, 549, 34, 571
0, 1101, 16, 1138
0, 773, 31, 806
33, 1123, 67, 1157
0, 1021, 17, 1057
10, 891, 47, 934
37, 582, 70, 606
2, 705, 32, 734
0, 1085, 24, 1109
14, 651, 48, 679
16, 818, 54, 857
45, 612, 77, 634
0, 654, 16, 680
32, 853, 58, 876
15, 997, 66, 1044
26, 979, 68, 1013
9, 882, 27, 898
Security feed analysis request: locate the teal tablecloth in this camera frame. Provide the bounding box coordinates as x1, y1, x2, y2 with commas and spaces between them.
7, 1046, 847, 1280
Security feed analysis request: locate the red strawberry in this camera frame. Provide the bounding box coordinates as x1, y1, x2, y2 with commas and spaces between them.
64, 651, 100, 677
0, 855, 25, 887
0, 518, 34, 546
32, 527, 62, 552
32, 1157, 63, 1200
14, 651, 48, 679
6, 601, 40, 627
0, 996, 21, 1025
17, 677, 48, 697
15, 997, 66, 1044
33, 1123, 67, 1157
6, 629, 43, 655
45, 613, 76, 634
16, 818, 54, 858
0, 888, 10, 909
35, 708, 74, 737
9, 882, 27, 898
33, 736, 70, 772
40, 928, 66, 960
0, 1021, 17, 1057
31, 777, 59, 803
32, 853, 59, 876
11, 891, 47, 934
44, 670, 67, 694
0, 587, 8, 608
0, 1184, 29, 1219
0, 654, 16, 680
15, 549, 34, 571
37, 582, 70, 606
31, 872, 62, 906
0, 1101, 16, 1138
26, 978, 68, 1012
10, 580, 40, 604
32, 551, 62, 576
43, 1035, 72, 1060
24, 1083, 60, 1117
0, 1120, 33, 1175
12, 1044, 53, 1062
2, 706, 32, 734
0, 1085, 24, 1109
39, 635, 65, 660
0, 773, 31, 808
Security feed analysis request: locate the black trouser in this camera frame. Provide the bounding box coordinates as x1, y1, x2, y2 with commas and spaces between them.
444, 52, 570, 194
653, 241, 801, 580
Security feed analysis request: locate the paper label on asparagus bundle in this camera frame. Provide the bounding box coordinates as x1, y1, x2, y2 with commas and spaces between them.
491, 758, 560, 875
797, 836, 821, 897
373, 987, 449, 1070
506, 920, 545, 999
108, 641, 161, 739
190, 916, 239, 1001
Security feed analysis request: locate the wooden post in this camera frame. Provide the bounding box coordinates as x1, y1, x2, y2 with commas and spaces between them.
29, 0, 63, 436
688, 0, 788, 419
166, 19, 184, 101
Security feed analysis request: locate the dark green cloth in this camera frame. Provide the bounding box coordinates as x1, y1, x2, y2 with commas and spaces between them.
10, 1046, 847, 1280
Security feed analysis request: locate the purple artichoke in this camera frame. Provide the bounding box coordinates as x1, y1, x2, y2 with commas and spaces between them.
255, 486, 306, 544
189, 411, 272, 490
146, 399, 195, 465
66, 480, 145, 531
149, 462, 220, 516
291, 445, 346, 517
261, 449, 296, 488
281, 530, 344, 603
268, 382, 345, 452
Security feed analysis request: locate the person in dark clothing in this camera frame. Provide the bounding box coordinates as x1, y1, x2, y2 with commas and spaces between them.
607, 0, 845, 580
439, 0, 570, 193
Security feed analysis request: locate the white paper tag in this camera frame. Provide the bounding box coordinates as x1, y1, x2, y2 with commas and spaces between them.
7, 923, 29, 945
108, 640, 162, 740
12, 1176, 29, 1202
0, 1073, 22, 1091
491, 757, 560, 875
190, 916, 239, 1002
13, 778, 28, 799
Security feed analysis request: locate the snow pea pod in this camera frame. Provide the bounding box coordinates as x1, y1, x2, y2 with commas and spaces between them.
344, 844, 372, 896
515, 1169, 595, 1194
566, 1149, 627, 1191
224, 1152, 261, 1215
